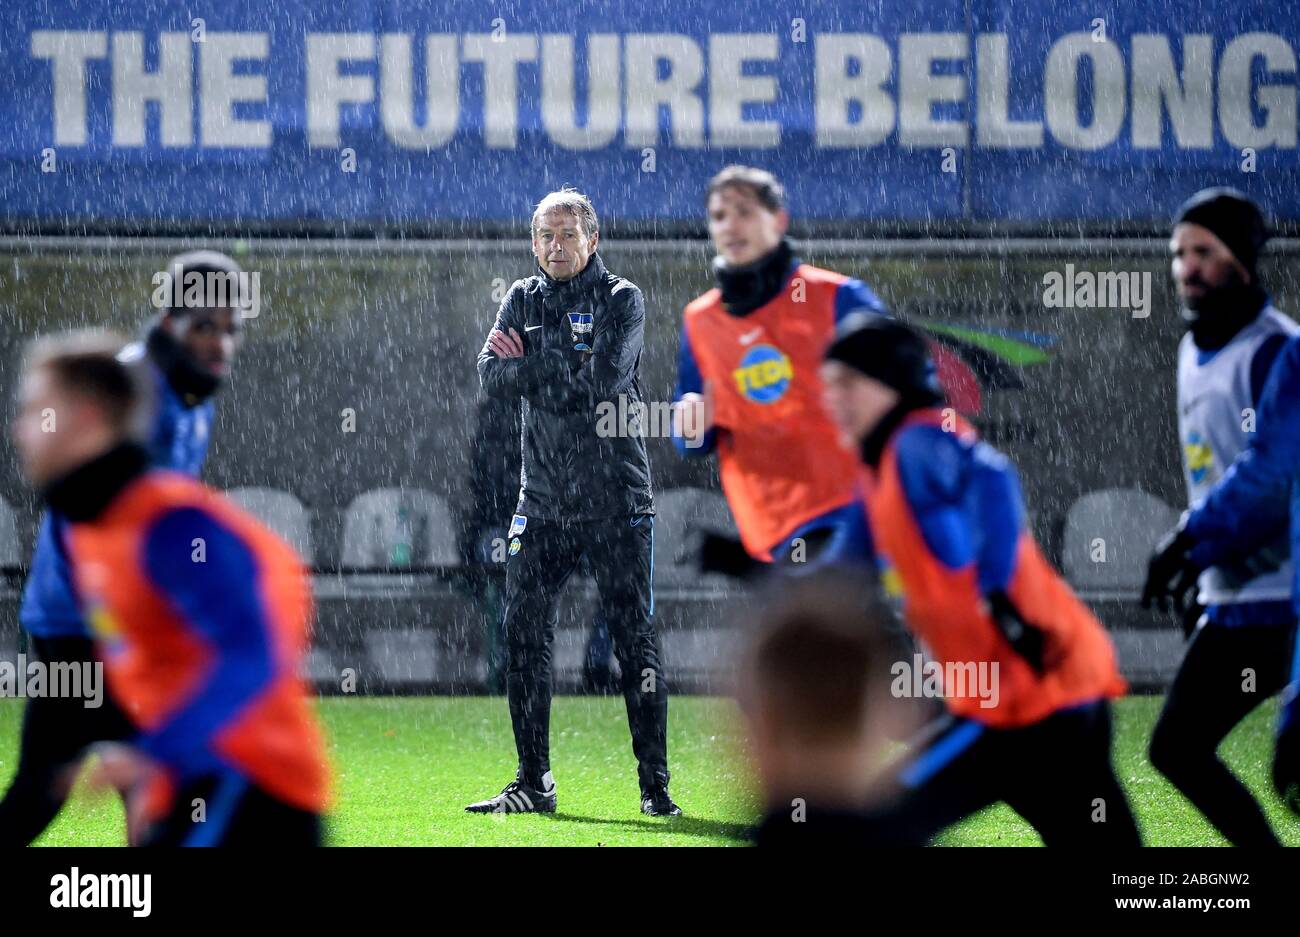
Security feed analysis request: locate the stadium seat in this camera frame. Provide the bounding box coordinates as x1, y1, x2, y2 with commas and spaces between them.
652, 487, 738, 595
1062, 488, 1180, 599
364, 629, 440, 684
226, 487, 313, 563
341, 487, 460, 569
0, 497, 17, 565
0, 498, 19, 595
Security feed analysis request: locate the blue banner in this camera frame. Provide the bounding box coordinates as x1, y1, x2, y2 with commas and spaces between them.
1, 0, 1297, 227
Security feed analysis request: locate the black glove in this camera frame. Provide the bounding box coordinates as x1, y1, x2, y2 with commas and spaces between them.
987, 589, 1051, 674
1274, 718, 1300, 817
1140, 527, 1203, 616
684, 531, 765, 581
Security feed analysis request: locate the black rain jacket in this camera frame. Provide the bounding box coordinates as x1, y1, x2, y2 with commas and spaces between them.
477, 252, 655, 522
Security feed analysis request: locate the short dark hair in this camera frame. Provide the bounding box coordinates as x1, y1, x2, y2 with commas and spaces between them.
739, 571, 891, 744
706, 165, 786, 213
161, 249, 244, 316
24, 330, 147, 436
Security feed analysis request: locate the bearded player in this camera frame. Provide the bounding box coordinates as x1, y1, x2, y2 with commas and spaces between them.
0, 250, 245, 844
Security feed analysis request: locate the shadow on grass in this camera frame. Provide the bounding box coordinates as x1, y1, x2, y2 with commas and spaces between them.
549, 811, 754, 843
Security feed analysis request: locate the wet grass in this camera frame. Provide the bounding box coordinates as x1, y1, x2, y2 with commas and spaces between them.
0, 695, 1292, 846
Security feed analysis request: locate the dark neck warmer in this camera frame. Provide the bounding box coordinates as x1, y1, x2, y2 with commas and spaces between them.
537, 252, 607, 297
713, 239, 798, 317
43, 442, 149, 522
146, 323, 221, 406
1183, 282, 1268, 352
860, 397, 935, 469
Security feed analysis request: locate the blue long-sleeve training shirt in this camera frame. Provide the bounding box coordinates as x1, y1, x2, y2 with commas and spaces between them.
1183, 334, 1300, 731
672, 272, 887, 459
825, 423, 1024, 592
1183, 334, 1300, 598
20, 360, 215, 638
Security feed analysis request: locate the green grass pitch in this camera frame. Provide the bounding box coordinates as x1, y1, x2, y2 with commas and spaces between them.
0, 695, 1294, 846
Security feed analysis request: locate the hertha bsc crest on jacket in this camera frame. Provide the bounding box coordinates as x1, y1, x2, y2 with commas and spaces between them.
567, 310, 594, 352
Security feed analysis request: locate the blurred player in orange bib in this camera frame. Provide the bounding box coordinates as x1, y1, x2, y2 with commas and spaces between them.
11, 332, 330, 846
673, 166, 889, 567
820, 315, 1139, 845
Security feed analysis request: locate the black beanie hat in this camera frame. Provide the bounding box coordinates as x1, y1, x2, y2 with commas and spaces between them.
1173, 187, 1268, 278
824, 314, 944, 404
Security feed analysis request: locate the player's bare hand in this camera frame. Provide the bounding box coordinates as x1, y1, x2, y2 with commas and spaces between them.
85, 742, 163, 846
675, 381, 715, 447
85, 742, 155, 791
488, 327, 525, 359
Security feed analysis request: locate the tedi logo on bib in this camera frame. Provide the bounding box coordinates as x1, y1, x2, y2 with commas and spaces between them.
733, 344, 792, 404
1184, 431, 1215, 485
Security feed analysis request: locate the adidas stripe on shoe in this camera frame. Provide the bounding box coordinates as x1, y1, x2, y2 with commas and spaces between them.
465, 772, 557, 814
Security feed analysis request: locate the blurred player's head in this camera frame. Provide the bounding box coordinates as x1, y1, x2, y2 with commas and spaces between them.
706, 165, 789, 268
1170, 188, 1269, 348
13, 331, 149, 488
821, 315, 944, 449
531, 188, 599, 281
737, 572, 899, 809
156, 249, 245, 383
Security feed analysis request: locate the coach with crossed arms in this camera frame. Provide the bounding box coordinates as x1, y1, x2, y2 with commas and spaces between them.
468, 187, 679, 817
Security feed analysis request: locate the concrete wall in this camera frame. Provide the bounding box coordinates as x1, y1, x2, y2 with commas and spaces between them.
3, 237, 1296, 690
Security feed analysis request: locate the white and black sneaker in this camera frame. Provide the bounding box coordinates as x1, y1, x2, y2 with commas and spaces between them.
465, 772, 557, 814
641, 784, 683, 817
